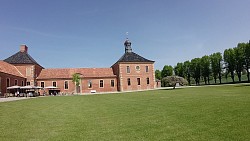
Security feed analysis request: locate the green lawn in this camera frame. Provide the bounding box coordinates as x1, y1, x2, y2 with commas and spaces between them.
0, 84, 250, 141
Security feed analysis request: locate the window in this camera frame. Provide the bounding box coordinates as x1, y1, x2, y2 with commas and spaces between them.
136, 66, 140, 71
6, 78, 10, 87
147, 78, 150, 84
14, 79, 18, 85
40, 81, 44, 87
126, 66, 130, 73
146, 66, 149, 72
100, 80, 104, 88
21, 81, 24, 86
64, 81, 69, 89
53, 81, 57, 87
88, 80, 92, 88
111, 80, 114, 87
27, 81, 30, 86
127, 78, 131, 86
137, 78, 141, 85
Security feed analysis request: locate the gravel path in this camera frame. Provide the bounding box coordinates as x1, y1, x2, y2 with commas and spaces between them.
0, 97, 36, 103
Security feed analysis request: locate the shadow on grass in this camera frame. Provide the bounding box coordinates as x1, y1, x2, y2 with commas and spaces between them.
159, 88, 183, 91
234, 84, 250, 87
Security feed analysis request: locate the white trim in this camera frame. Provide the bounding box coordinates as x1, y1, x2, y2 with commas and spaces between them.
135, 65, 140, 71
14, 79, 18, 85
52, 81, 57, 87
6, 78, 10, 87
41, 81, 45, 88
88, 80, 92, 89
126, 66, 131, 74
99, 79, 104, 88
127, 78, 131, 86
137, 78, 141, 85
111, 79, 115, 87
145, 66, 149, 73
64, 80, 69, 90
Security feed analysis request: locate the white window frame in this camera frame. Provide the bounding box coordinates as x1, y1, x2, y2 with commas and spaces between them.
52, 81, 57, 87
64, 81, 69, 90
99, 80, 104, 88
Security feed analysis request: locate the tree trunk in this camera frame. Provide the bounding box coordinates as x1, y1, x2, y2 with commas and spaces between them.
219, 72, 222, 84
214, 76, 217, 84
204, 77, 207, 85
188, 75, 191, 85
247, 69, 250, 82
208, 76, 210, 84
231, 71, 235, 83
237, 72, 241, 82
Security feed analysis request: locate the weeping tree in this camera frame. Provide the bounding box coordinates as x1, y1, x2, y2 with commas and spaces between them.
72, 73, 81, 93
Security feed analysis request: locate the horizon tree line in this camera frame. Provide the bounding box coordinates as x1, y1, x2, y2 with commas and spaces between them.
155, 40, 250, 85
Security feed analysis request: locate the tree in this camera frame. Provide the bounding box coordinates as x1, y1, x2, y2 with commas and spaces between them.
210, 52, 222, 84
72, 73, 81, 93
174, 62, 184, 77
200, 55, 211, 84
190, 58, 201, 85
155, 69, 162, 80
234, 43, 245, 82
223, 48, 236, 82
183, 61, 191, 85
161, 65, 173, 78
243, 41, 250, 82
161, 76, 188, 88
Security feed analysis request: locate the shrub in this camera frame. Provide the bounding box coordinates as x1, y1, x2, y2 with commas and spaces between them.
162, 76, 188, 87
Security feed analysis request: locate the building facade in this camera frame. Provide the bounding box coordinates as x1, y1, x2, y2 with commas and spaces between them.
0, 39, 155, 95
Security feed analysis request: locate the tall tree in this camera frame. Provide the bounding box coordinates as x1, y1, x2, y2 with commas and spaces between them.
183, 61, 191, 85
155, 69, 162, 80
210, 52, 223, 84
190, 58, 201, 85
174, 62, 184, 77
161, 65, 173, 78
243, 41, 250, 82
72, 73, 81, 93
200, 55, 211, 84
234, 43, 245, 82
223, 48, 236, 82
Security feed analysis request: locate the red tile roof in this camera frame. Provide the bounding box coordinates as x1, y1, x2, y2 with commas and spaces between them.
37, 68, 116, 79
0, 61, 24, 77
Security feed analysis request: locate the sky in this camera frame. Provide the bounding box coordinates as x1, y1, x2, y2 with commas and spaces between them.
0, 0, 250, 70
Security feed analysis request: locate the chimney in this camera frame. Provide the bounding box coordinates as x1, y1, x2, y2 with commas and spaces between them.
20, 45, 28, 53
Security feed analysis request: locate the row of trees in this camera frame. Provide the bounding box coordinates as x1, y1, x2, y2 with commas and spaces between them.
155, 41, 250, 85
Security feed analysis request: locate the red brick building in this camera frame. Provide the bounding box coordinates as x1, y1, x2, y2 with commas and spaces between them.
0, 39, 155, 95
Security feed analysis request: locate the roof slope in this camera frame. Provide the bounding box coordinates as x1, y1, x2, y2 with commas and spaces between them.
0, 61, 24, 77
4, 51, 39, 65
37, 68, 116, 79
116, 52, 154, 63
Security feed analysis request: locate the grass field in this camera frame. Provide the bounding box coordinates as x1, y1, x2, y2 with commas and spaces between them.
0, 84, 250, 140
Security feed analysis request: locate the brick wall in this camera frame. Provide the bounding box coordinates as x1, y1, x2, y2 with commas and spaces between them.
118, 63, 155, 92
37, 77, 118, 94
0, 72, 26, 95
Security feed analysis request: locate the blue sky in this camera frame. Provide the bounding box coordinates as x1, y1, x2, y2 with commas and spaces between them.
0, 0, 250, 70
